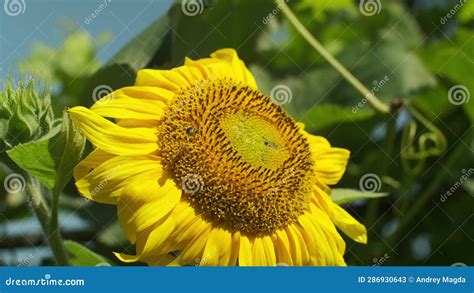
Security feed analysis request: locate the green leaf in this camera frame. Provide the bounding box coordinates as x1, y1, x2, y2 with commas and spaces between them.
51, 111, 86, 194
296, 0, 357, 21
64, 241, 111, 266
419, 29, 474, 122
334, 42, 436, 103
330, 188, 388, 205
7, 111, 85, 191
110, 15, 171, 71
168, 0, 275, 66
412, 87, 455, 120
459, 0, 474, 23
80, 15, 172, 107
97, 221, 128, 247
302, 104, 376, 132
6, 128, 61, 189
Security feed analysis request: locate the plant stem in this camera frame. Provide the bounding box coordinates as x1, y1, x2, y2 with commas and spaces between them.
27, 175, 50, 232
26, 175, 69, 265
50, 187, 69, 265
366, 117, 397, 225
386, 142, 465, 249
275, 0, 390, 114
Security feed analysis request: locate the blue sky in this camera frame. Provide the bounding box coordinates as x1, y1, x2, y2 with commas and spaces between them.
0, 0, 173, 78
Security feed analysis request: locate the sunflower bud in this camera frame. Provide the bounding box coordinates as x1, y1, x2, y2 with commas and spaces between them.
1, 75, 54, 150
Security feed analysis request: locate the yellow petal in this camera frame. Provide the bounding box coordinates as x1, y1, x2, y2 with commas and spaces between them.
330, 203, 367, 244
227, 232, 241, 266
91, 93, 168, 120
250, 236, 276, 266
69, 106, 157, 155
200, 228, 233, 266
261, 236, 277, 266
172, 222, 212, 266
117, 172, 181, 243
135, 65, 203, 91
75, 155, 161, 204
286, 224, 309, 266
308, 201, 347, 254
140, 202, 207, 258
238, 235, 253, 266
314, 186, 367, 244
210, 48, 257, 89
302, 129, 350, 185
274, 230, 293, 266
73, 148, 115, 180
305, 210, 347, 266
113, 252, 140, 263
298, 215, 327, 265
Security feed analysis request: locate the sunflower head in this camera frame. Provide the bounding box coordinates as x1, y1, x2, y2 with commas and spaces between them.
70, 48, 367, 266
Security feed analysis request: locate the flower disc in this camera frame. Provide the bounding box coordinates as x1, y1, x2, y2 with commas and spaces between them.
157, 78, 315, 235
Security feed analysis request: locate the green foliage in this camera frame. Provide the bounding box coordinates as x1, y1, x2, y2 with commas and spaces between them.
64, 241, 111, 266
1, 77, 54, 148
7, 110, 85, 191
330, 188, 388, 205
295, 0, 357, 21
302, 105, 376, 132
17, 30, 105, 112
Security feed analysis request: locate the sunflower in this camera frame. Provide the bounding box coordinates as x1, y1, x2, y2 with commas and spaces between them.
69, 48, 367, 266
